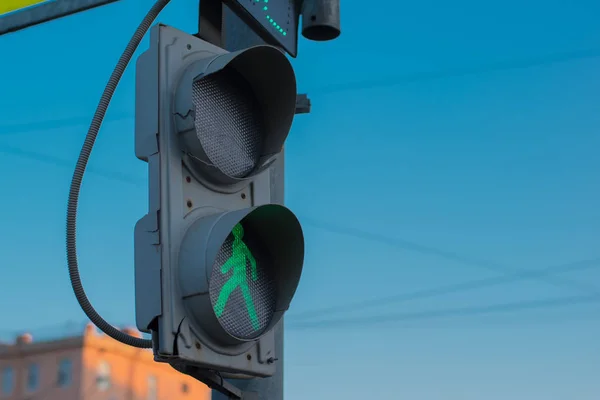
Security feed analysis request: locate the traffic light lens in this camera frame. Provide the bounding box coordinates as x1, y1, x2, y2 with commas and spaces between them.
208, 223, 276, 339
192, 70, 264, 179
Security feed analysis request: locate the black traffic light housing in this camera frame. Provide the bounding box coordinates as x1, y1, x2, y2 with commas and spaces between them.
134, 24, 304, 377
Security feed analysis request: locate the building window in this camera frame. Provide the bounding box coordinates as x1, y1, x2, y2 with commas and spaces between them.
1, 367, 14, 395
27, 364, 40, 392
147, 375, 157, 400
96, 361, 111, 391
57, 359, 72, 387
181, 383, 189, 394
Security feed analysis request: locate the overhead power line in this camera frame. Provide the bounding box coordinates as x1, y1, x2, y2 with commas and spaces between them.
0, 320, 86, 337
287, 294, 600, 330
1, 47, 599, 135
315, 48, 600, 94
302, 217, 600, 296
4, 297, 598, 339
0, 143, 143, 186
289, 257, 600, 320
0, 112, 132, 137
0, 140, 596, 302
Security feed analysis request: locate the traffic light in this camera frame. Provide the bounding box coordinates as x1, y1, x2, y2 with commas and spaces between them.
134, 23, 304, 377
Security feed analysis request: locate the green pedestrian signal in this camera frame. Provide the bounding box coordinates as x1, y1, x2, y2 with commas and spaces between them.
213, 223, 260, 332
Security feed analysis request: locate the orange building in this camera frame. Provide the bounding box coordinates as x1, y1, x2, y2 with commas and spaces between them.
0, 323, 211, 400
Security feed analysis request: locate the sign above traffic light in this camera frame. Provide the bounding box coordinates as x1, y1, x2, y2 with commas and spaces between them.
0, 0, 49, 16
224, 0, 299, 57
0, 0, 119, 35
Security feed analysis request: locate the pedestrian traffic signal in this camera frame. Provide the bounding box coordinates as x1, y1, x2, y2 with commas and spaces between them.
133, 23, 304, 378
211, 223, 269, 337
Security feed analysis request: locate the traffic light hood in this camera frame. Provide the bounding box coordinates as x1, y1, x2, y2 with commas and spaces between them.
178, 204, 304, 346
174, 45, 297, 189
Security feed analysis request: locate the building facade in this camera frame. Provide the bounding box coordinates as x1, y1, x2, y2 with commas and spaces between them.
0, 324, 210, 400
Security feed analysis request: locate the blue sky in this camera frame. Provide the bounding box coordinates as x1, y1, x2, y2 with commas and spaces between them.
1, 0, 600, 399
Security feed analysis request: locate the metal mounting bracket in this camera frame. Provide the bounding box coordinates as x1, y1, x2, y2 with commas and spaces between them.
171, 363, 258, 399
296, 93, 311, 114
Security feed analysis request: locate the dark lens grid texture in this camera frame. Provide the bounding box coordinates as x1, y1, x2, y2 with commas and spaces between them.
191, 70, 264, 178
208, 227, 276, 339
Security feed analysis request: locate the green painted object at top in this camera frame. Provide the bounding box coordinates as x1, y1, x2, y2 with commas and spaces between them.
213, 223, 260, 332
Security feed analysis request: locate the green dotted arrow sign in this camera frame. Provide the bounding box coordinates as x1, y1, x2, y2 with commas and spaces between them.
227, 0, 298, 57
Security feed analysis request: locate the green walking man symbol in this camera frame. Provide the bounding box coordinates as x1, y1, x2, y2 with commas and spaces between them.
213, 223, 260, 331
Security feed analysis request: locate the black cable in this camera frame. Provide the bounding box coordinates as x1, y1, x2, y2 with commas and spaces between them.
66, 0, 171, 348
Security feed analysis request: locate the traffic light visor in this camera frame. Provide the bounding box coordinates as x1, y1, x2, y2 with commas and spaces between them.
179, 205, 304, 344
176, 45, 297, 187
